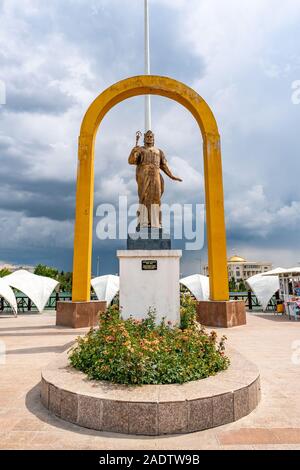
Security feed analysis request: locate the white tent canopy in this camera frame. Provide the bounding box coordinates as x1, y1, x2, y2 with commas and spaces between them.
0, 278, 17, 314
246, 269, 281, 311
180, 274, 210, 301
91, 275, 120, 304
262, 267, 300, 277
3, 270, 59, 313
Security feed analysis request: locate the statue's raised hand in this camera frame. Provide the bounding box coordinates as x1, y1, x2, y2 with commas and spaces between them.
172, 176, 183, 182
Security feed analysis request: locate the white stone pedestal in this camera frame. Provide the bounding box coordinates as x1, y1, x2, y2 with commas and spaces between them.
117, 250, 182, 324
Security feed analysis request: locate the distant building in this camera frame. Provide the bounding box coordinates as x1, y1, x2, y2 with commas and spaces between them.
0, 262, 35, 274
203, 255, 272, 282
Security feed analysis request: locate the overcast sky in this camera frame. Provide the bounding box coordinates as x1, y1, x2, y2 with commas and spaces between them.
0, 0, 300, 275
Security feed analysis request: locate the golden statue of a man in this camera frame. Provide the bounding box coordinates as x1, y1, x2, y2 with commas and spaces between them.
128, 130, 182, 229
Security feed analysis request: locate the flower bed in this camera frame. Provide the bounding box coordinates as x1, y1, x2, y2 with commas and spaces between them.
69, 295, 229, 385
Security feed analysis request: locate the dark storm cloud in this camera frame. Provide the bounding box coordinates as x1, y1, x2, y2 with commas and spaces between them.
7, 83, 75, 115
0, 245, 73, 272
0, 136, 75, 221
0, 181, 75, 221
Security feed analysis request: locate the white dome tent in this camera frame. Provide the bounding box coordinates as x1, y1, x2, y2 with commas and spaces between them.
261, 267, 300, 319
180, 274, 210, 301
3, 270, 59, 313
91, 275, 120, 305
246, 268, 282, 311
0, 278, 18, 316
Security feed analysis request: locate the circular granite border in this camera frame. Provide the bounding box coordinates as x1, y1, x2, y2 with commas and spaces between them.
40, 348, 260, 435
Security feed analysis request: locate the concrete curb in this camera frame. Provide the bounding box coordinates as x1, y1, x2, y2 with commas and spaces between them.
40, 347, 260, 435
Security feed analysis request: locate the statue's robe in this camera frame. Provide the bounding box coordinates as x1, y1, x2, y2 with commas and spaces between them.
128, 146, 167, 228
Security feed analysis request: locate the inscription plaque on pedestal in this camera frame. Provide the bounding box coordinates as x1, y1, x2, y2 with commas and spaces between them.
142, 260, 157, 271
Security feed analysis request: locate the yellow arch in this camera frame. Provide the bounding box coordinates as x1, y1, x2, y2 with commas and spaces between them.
72, 75, 229, 302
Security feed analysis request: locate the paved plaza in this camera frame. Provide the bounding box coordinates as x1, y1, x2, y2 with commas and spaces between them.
0, 311, 299, 450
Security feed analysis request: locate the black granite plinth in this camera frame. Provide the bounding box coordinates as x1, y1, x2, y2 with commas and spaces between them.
127, 228, 171, 250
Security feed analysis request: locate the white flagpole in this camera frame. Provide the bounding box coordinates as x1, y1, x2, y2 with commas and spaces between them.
144, 0, 152, 131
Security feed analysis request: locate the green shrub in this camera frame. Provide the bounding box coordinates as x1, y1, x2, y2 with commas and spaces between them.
69, 297, 229, 385
180, 292, 198, 329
